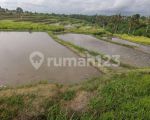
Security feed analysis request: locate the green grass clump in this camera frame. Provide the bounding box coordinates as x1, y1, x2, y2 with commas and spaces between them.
89, 71, 150, 120
115, 34, 150, 45
0, 95, 24, 120
47, 104, 68, 120
62, 90, 76, 101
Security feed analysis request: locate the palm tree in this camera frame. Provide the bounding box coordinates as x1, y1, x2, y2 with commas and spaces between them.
132, 14, 140, 34
128, 14, 140, 34
146, 16, 150, 33
111, 14, 122, 34
16, 7, 23, 19
128, 16, 132, 34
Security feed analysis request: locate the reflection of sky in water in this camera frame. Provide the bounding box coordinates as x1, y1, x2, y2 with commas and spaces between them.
0, 32, 99, 86
58, 33, 150, 67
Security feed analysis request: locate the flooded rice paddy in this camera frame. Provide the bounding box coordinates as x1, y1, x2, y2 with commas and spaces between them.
58, 33, 150, 67
0, 32, 100, 86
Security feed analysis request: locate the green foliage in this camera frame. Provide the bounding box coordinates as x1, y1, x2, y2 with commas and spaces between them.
47, 104, 68, 120
0, 95, 24, 120
0, 70, 150, 120
62, 90, 76, 101
70, 14, 150, 38
16, 7, 23, 13
0, 6, 149, 37
90, 71, 150, 119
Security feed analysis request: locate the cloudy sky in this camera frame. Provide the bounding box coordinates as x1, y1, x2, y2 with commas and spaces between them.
0, 0, 150, 15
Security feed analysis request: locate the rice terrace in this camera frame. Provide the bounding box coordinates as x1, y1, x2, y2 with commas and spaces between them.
0, 1, 150, 120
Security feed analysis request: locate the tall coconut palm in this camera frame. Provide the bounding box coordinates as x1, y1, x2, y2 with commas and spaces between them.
146, 16, 150, 33
132, 14, 140, 34
111, 14, 122, 34
128, 14, 140, 34
16, 7, 23, 19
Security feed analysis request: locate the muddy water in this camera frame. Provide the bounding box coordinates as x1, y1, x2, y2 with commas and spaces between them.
58, 33, 150, 67
112, 37, 150, 54
0, 32, 100, 86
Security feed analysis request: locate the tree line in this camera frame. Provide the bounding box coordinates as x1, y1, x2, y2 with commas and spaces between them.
0, 6, 149, 37
69, 14, 150, 37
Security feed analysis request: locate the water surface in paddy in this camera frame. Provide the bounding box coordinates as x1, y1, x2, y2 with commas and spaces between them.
58, 33, 150, 67
0, 32, 100, 86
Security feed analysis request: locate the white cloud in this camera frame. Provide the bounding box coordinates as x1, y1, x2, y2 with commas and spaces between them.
0, 0, 149, 15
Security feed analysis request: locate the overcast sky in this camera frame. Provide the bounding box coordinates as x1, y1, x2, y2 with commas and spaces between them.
0, 0, 150, 15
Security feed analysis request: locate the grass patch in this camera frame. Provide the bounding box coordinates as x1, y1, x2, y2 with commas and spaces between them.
89, 71, 150, 120
47, 104, 68, 120
0, 95, 24, 120
62, 90, 76, 101
68, 26, 111, 36
0, 20, 64, 32
0, 69, 150, 119
115, 34, 150, 45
